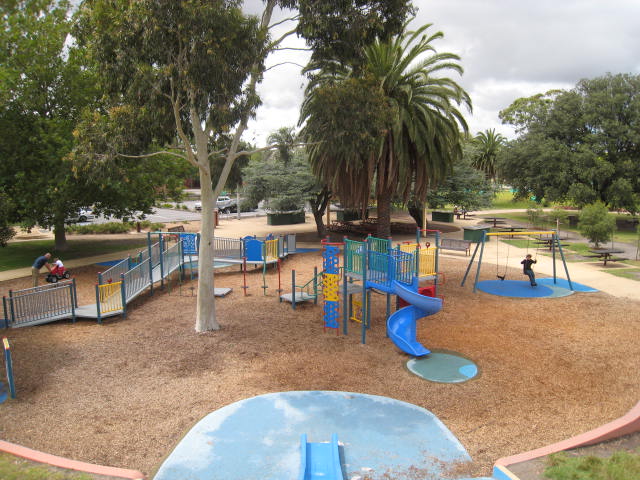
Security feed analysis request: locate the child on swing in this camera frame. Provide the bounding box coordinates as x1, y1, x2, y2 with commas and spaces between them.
521, 254, 537, 286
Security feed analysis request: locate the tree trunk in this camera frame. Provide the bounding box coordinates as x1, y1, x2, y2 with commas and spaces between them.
195, 164, 219, 332
407, 203, 424, 228
376, 188, 392, 238
53, 223, 68, 251
311, 187, 330, 238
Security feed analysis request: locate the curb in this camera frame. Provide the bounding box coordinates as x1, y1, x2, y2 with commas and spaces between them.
0, 440, 145, 479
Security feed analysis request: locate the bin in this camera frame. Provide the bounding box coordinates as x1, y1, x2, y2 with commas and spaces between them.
463, 225, 490, 243
432, 210, 454, 223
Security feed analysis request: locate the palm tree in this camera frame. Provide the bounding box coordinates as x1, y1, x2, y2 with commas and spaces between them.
473, 128, 505, 182
300, 22, 471, 237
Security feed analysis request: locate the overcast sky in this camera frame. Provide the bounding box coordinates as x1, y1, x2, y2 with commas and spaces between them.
243, 0, 640, 146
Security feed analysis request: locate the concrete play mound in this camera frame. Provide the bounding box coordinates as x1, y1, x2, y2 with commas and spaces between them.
153, 391, 493, 480
407, 351, 479, 383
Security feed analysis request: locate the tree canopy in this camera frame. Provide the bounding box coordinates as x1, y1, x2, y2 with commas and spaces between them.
498, 74, 640, 213
301, 22, 471, 237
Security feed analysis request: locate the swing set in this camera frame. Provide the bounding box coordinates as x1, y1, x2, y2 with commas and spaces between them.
461, 230, 574, 292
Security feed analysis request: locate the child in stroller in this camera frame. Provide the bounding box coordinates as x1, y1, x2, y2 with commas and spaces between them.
46, 258, 70, 283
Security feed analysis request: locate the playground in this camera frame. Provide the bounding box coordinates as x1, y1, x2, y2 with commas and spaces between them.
1, 219, 639, 479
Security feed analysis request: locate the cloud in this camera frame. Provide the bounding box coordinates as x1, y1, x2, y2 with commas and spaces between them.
245, 0, 640, 144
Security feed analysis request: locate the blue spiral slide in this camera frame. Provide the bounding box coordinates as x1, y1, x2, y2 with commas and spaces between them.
386, 281, 442, 357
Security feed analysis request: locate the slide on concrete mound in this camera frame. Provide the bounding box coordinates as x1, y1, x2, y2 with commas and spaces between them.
299, 433, 344, 480
387, 281, 442, 357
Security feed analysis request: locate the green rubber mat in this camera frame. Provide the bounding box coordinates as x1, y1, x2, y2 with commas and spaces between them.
407, 351, 478, 383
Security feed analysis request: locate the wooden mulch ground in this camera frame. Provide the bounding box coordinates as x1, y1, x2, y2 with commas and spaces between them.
1, 252, 639, 479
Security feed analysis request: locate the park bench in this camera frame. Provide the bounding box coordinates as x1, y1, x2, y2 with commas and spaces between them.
439, 238, 471, 256
167, 225, 186, 241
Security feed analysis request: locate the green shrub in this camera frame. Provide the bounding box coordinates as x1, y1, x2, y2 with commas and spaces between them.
579, 202, 616, 248
67, 222, 132, 234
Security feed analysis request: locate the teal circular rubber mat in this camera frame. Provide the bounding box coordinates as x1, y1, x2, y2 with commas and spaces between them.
407, 351, 478, 383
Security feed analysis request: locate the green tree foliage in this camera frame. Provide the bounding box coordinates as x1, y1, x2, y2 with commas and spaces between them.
408, 142, 493, 226
473, 128, 505, 182
301, 22, 471, 237
75, 0, 406, 331
243, 128, 330, 236
0, 190, 16, 247
499, 74, 640, 212
0, 1, 188, 251
578, 201, 616, 248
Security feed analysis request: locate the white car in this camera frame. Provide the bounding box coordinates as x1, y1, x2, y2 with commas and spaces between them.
66, 208, 95, 223
195, 196, 236, 212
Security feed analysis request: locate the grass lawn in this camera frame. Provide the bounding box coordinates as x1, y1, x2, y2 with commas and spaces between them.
0, 238, 148, 272
603, 268, 640, 282
0, 452, 93, 480
490, 190, 534, 210
545, 450, 640, 480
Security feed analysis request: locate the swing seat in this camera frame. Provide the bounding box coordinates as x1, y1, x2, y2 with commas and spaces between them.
496, 274, 506, 281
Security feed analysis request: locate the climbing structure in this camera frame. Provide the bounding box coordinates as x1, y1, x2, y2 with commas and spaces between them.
322, 242, 341, 332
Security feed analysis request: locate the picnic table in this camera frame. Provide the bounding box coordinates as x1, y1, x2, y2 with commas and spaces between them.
481, 217, 507, 228
532, 238, 570, 250
497, 225, 526, 238
586, 248, 627, 266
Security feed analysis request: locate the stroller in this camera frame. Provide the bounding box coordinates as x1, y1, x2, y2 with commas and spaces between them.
46, 263, 71, 283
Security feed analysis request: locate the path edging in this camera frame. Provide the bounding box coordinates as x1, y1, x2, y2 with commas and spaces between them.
0, 440, 145, 479
493, 400, 640, 479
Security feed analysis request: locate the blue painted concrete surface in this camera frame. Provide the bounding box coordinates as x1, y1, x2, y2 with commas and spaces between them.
407, 353, 479, 383
153, 391, 493, 480
537, 277, 598, 292
477, 279, 555, 298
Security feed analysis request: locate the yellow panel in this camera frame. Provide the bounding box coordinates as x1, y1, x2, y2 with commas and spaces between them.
98, 281, 123, 314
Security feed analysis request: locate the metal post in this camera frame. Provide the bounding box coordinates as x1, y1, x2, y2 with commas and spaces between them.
313, 266, 318, 305
472, 232, 487, 292
361, 246, 368, 344
72, 278, 79, 308
95, 284, 102, 325
120, 273, 127, 319
70, 283, 76, 323
552, 233, 557, 283
556, 232, 574, 290
461, 241, 482, 287
147, 232, 154, 295
159, 233, 165, 290
289, 270, 295, 309
3, 296, 9, 328
342, 267, 348, 335
434, 230, 441, 294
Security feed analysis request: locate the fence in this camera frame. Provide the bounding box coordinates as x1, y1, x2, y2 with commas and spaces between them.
3, 281, 77, 328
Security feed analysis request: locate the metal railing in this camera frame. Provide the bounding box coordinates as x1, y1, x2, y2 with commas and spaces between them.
3, 280, 76, 327
98, 257, 130, 285
214, 237, 243, 259
163, 241, 182, 275
97, 281, 123, 315
344, 239, 365, 276
123, 258, 151, 301
265, 239, 279, 261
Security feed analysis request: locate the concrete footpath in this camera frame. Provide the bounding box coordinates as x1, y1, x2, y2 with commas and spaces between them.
1, 211, 638, 300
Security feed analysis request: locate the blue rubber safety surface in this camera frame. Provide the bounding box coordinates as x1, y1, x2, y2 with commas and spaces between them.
153, 391, 493, 480
537, 277, 598, 292
477, 279, 555, 298
407, 352, 479, 383
295, 247, 320, 253
0, 381, 7, 404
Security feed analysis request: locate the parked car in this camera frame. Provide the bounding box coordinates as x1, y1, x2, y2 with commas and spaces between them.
194, 196, 237, 213
66, 208, 95, 223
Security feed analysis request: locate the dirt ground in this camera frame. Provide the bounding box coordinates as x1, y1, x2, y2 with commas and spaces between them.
1, 250, 640, 479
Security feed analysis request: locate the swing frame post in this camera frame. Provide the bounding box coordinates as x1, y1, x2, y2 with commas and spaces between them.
463, 230, 572, 292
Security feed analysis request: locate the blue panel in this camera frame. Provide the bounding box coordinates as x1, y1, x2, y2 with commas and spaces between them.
244, 239, 263, 262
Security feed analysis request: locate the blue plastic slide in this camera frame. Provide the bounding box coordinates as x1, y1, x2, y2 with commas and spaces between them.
387, 281, 442, 357
298, 433, 344, 480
